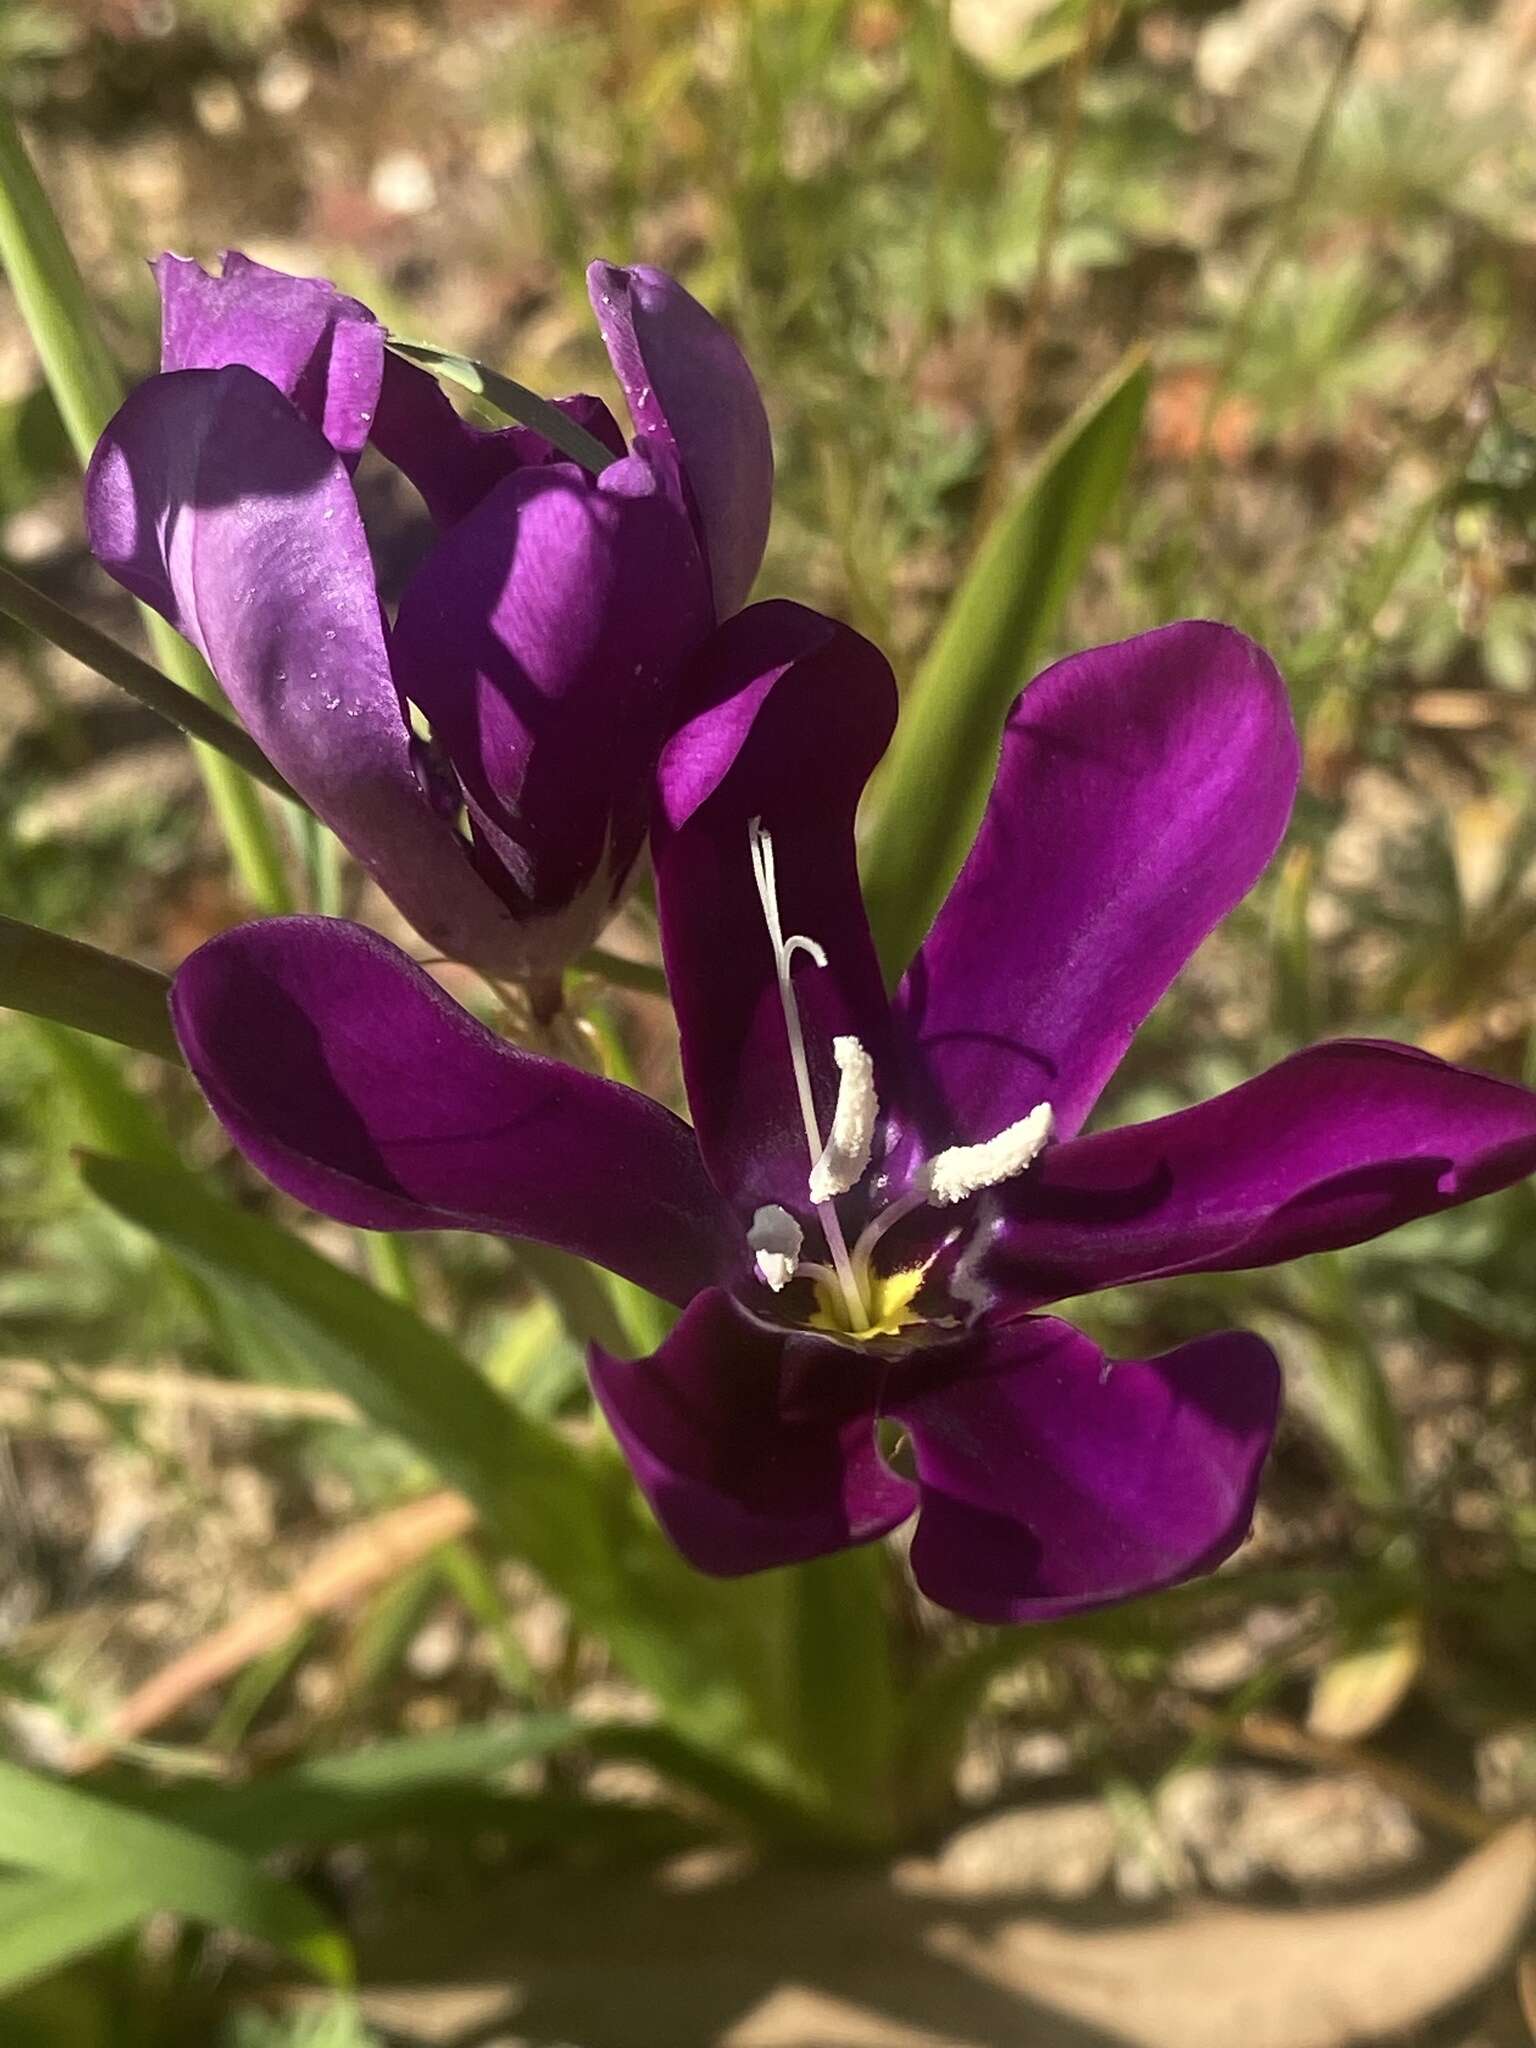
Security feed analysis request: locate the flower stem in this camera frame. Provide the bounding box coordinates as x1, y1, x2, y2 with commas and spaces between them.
0, 100, 293, 914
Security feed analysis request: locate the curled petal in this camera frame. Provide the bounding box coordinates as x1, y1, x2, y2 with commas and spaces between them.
588, 262, 772, 617
155, 250, 382, 468
392, 453, 712, 961
988, 1039, 1536, 1309
653, 600, 899, 1216
897, 623, 1299, 1141
589, 1289, 913, 1576
371, 351, 626, 528
85, 365, 529, 976
884, 1319, 1279, 1622
172, 917, 735, 1307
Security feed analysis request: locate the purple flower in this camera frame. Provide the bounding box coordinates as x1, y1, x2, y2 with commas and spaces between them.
84, 252, 771, 977
166, 606, 1536, 1620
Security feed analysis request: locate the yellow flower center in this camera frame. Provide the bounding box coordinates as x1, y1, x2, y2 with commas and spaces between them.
810, 1263, 928, 1343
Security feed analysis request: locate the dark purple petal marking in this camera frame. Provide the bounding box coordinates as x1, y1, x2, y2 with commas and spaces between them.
392, 452, 712, 947
155, 250, 383, 468
589, 1288, 914, 1575
986, 1038, 1536, 1309
371, 351, 626, 528
897, 622, 1300, 1142
172, 917, 735, 1306
884, 1318, 1279, 1621
653, 600, 899, 1217
588, 262, 773, 618
85, 365, 529, 976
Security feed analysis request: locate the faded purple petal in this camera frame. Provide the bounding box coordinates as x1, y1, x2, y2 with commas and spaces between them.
653, 601, 898, 1216
884, 1318, 1279, 1622
588, 262, 772, 617
986, 1039, 1536, 1310
155, 251, 382, 468
589, 1289, 914, 1575
85, 365, 527, 976
897, 623, 1299, 1143
392, 452, 712, 947
172, 917, 735, 1306
371, 351, 626, 528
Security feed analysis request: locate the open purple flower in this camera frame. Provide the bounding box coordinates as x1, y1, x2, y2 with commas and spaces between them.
85, 251, 771, 978
167, 606, 1536, 1620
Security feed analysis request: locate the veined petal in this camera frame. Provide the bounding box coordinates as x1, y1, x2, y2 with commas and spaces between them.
391, 452, 712, 958
371, 351, 626, 528
653, 601, 899, 1216
85, 365, 528, 976
897, 623, 1299, 1141
986, 1039, 1536, 1309
172, 918, 735, 1306
884, 1318, 1279, 1622
589, 1288, 913, 1576
155, 250, 382, 468
588, 261, 772, 618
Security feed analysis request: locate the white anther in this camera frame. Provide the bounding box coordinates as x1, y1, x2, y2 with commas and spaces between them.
749, 1204, 803, 1292
921, 1103, 1054, 1206
808, 1036, 878, 1205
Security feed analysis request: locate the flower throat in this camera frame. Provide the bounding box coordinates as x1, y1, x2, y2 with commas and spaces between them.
746, 819, 1055, 1342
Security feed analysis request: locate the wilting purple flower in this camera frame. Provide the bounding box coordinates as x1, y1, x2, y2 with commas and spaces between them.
167, 607, 1536, 1620
85, 251, 771, 977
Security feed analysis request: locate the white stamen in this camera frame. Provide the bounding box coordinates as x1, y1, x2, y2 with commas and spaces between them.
749, 1204, 803, 1292
808, 1037, 878, 1205
921, 1103, 1055, 1206
747, 818, 869, 1330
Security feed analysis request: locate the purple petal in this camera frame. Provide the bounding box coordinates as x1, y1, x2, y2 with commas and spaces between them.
653, 601, 898, 1215
85, 365, 529, 977
371, 351, 626, 528
391, 452, 712, 948
172, 917, 735, 1306
884, 1318, 1279, 1621
987, 1039, 1536, 1309
589, 1288, 914, 1575
588, 262, 772, 617
155, 251, 382, 468
896, 623, 1299, 1142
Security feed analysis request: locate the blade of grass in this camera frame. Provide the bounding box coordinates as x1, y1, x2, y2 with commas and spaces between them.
0, 564, 299, 803
0, 1758, 350, 1984
387, 338, 615, 474
861, 347, 1150, 980
0, 1877, 141, 1999
0, 100, 292, 913
0, 916, 178, 1062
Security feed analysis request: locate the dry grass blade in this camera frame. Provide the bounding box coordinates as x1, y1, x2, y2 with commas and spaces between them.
67, 1491, 476, 1773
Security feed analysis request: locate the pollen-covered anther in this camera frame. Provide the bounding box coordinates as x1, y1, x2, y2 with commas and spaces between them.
808, 1036, 878, 1205
922, 1102, 1054, 1206
749, 1203, 803, 1292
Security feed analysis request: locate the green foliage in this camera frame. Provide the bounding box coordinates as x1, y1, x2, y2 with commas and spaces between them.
861, 348, 1150, 977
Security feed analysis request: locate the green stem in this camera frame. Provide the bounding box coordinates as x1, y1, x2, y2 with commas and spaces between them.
0, 99, 292, 913
0, 562, 300, 803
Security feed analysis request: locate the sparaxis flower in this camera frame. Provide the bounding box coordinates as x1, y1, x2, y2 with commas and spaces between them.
166, 606, 1536, 1620
85, 252, 771, 978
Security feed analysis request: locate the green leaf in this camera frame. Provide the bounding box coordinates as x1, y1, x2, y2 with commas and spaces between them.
0, 918, 178, 1063
0, 1878, 139, 2000
0, 1759, 349, 1984
861, 348, 1150, 980
78, 1154, 594, 1567
387, 338, 615, 474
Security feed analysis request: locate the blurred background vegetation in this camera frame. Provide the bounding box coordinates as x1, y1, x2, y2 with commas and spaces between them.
2, 0, 1536, 2042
